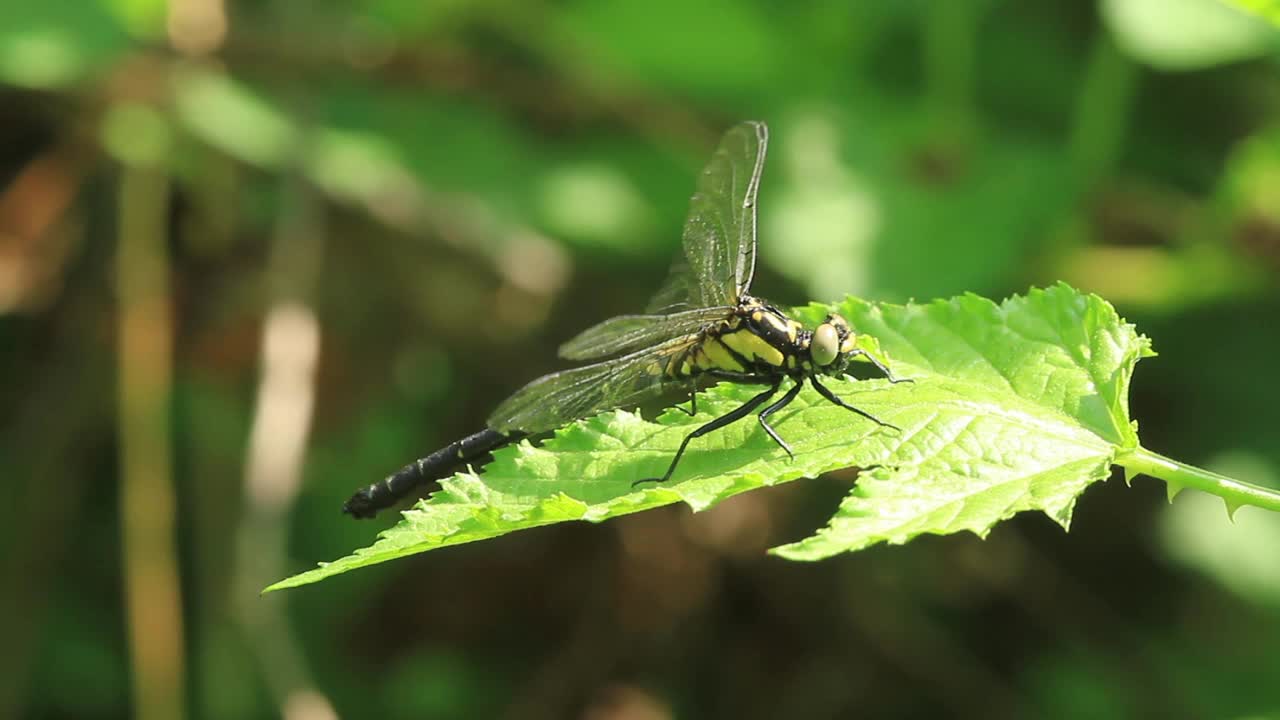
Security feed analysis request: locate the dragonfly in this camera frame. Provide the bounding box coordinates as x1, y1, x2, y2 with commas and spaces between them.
343, 120, 908, 519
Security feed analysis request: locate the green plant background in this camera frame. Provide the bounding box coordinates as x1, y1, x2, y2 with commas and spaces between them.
3, 1, 1280, 718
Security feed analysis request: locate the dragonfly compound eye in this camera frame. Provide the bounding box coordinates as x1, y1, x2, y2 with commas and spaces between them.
811, 323, 840, 366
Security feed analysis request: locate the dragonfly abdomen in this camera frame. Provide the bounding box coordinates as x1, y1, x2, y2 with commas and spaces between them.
343, 428, 521, 518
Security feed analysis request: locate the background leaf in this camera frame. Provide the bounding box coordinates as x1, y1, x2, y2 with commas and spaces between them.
1103, 0, 1277, 70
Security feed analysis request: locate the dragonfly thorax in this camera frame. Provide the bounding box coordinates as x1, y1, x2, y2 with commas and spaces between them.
674, 298, 858, 379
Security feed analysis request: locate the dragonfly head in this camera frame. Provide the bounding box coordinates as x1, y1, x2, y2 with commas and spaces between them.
809, 313, 857, 372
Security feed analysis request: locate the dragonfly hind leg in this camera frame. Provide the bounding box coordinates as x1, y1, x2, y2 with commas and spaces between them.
634, 377, 782, 487
672, 376, 706, 417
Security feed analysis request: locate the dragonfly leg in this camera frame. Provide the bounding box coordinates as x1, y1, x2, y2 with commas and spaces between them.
635, 377, 782, 487
672, 389, 698, 417
756, 378, 804, 459
848, 349, 913, 384
672, 370, 775, 418
680, 375, 706, 416
810, 374, 900, 432
673, 372, 772, 419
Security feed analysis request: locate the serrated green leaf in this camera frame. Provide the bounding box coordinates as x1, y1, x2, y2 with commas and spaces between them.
773, 283, 1146, 559
269, 283, 1150, 591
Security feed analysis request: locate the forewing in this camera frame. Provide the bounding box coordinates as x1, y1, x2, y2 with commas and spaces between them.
558, 306, 729, 361
646, 121, 769, 313
489, 337, 699, 433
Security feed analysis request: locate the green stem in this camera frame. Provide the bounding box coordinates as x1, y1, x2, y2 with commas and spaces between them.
1120, 446, 1280, 513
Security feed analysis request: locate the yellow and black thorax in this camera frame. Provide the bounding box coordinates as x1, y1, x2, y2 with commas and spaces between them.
663, 296, 857, 379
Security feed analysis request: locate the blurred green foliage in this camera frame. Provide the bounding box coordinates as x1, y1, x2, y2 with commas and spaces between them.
4, 0, 1280, 718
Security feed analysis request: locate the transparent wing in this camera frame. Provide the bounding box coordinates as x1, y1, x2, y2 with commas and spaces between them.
558, 306, 730, 361
646, 121, 769, 313
488, 336, 700, 433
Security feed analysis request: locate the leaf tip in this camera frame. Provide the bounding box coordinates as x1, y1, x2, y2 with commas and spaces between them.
1138, 334, 1157, 358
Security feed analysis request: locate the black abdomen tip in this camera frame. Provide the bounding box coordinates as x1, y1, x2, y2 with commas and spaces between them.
342, 489, 380, 519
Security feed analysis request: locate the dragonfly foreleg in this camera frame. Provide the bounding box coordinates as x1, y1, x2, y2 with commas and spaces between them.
847, 348, 913, 384
809, 374, 900, 432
